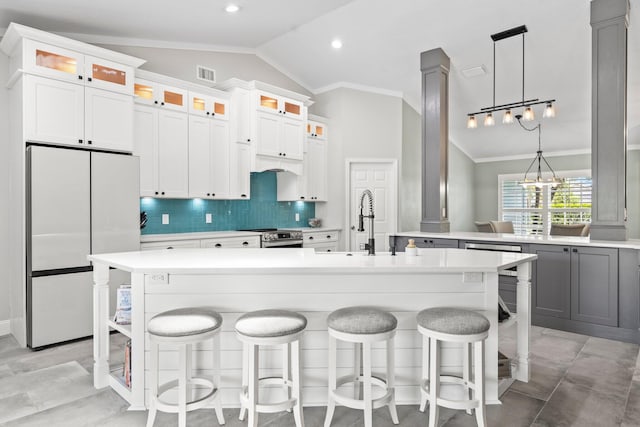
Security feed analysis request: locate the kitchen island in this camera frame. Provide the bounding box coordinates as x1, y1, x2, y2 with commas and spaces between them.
89, 247, 536, 410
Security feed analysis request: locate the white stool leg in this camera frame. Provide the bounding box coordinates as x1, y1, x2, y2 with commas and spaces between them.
474, 341, 487, 427
284, 342, 292, 412
248, 344, 259, 427
363, 342, 373, 427
212, 334, 225, 425
292, 340, 305, 427
463, 342, 473, 415
428, 338, 440, 427
178, 344, 188, 427
324, 334, 337, 427
386, 336, 399, 424
419, 334, 429, 413
185, 343, 193, 403
354, 342, 362, 399
146, 340, 158, 427
239, 342, 248, 421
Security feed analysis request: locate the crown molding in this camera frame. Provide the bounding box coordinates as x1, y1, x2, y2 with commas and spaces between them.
313, 81, 403, 98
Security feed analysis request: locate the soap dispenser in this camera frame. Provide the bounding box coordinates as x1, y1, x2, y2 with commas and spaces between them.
405, 239, 418, 256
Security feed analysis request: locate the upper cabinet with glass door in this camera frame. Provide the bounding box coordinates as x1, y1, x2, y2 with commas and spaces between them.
23, 40, 135, 95
189, 91, 229, 120
307, 120, 327, 141
134, 78, 188, 112
256, 90, 304, 121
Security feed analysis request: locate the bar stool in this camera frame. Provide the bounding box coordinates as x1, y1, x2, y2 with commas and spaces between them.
416, 307, 490, 427
146, 306, 225, 427
235, 309, 307, 427
324, 306, 399, 427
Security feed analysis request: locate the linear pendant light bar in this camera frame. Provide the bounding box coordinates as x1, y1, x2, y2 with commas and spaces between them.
467, 25, 556, 128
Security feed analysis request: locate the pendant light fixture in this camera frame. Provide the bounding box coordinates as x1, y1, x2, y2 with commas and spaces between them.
467, 25, 556, 128
517, 114, 563, 187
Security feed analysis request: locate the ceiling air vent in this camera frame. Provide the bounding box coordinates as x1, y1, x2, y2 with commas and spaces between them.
196, 65, 216, 85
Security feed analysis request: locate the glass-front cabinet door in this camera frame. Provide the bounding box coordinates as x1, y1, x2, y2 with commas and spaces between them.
307, 120, 327, 140
189, 92, 228, 120
25, 39, 84, 83
256, 91, 304, 121
84, 56, 133, 94
134, 79, 187, 112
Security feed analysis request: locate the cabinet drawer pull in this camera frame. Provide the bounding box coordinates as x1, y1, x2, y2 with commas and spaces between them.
309, 236, 314, 240
166, 246, 173, 249
215, 243, 222, 248
242, 241, 249, 246
241, 194, 247, 198
300, 196, 305, 200
326, 235, 331, 239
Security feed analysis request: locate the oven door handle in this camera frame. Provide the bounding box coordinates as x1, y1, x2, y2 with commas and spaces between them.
262, 240, 304, 248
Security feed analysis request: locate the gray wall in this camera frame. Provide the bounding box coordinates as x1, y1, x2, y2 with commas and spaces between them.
0, 52, 8, 324
400, 101, 421, 231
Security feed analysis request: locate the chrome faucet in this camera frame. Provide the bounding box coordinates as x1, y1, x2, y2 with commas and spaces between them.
358, 189, 375, 255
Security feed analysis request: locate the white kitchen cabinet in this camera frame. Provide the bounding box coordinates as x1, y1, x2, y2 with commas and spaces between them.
255, 110, 304, 160
230, 141, 251, 199
303, 230, 340, 252
135, 104, 189, 198
277, 118, 328, 202
201, 236, 260, 248
24, 74, 134, 152
141, 240, 201, 250
189, 91, 229, 120
188, 115, 231, 199
134, 78, 188, 112
24, 39, 135, 95
256, 90, 304, 120
307, 120, 327, 140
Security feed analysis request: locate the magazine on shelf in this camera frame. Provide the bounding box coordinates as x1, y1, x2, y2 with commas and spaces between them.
113, 284, 132, 325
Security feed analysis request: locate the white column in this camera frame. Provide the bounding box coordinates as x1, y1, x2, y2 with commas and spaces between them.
515, 261, 532, 382
92, 262, 111, 388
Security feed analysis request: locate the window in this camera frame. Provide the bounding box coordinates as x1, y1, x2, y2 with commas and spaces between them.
499, 170, 592, 235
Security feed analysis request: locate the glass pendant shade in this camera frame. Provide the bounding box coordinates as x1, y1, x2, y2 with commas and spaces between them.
467, 115, 477, 129
484, 113, 495, 126
503, 109, 514, 124
543, 102, 556, 118
523, 106, 535, 121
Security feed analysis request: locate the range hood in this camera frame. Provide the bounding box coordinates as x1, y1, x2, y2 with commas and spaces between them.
254, 156, 302, 175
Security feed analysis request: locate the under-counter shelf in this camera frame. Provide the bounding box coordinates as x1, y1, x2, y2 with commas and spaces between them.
109, 367, 132, 400
107, 319, 132, 338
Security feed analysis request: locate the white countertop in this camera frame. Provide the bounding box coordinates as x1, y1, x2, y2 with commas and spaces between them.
88, 247, 535, 274
394, 231, 640, 250
140, 228, 341, 243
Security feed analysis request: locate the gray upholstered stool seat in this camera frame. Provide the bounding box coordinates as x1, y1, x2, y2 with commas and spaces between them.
236, 309, 306, 427
235, 309, 307, 338
417, 307, 490, 427
327, 305, 397, 334
146, 307, 224, 427
148, 306, 223, 337
324, 306, 399, 427
417, 307, 490, 336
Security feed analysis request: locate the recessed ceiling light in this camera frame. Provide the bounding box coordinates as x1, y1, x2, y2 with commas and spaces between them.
225, 4, 240, 13
331, 39, 343, 49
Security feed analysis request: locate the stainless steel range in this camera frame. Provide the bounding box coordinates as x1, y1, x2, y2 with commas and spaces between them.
240, 229, 303, 248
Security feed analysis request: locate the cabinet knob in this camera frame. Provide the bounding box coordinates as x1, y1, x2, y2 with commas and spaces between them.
161, 102, 165, 106
279, 110, 283, 114
78, 139, 83, 144
206, 193, 210, 196
563, 248, 569, 252
87, 77, 92, 82
78, 75, 83, 80
246, 139, 251, 142
215, 243, 222, 248
326, 235, 331, 239
572, 248, 578, 253
212, 193, 215, 196
87, 140, 92, 145
212, 112, 215, 116
161, 191, 165, 195
154, 101, 158, 104
282, 153, 286, 157
300, 196, 305, 200
206, 112, 210, 115
155, 191, 159, 195
279, 153, 282, 156
167, 246, 173, 249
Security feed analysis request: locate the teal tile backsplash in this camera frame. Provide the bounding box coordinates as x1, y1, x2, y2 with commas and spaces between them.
140, 172, 315, 234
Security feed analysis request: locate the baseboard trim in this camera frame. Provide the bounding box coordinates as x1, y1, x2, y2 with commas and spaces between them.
533, 314, 640, 344
0, 319, 10, 337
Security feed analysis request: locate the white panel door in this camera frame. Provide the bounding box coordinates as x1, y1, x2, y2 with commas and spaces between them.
348, 161, 397, 253
24, 75, 84, 146
188, 115, 213, 198
133, 105, 158, 197
211, 119, 231, 197
84, 87, 133, 152
30, 146, 90, 270
157, 110, 189, 198
255, 111, 280, 157
230, 141, 251, 199
91, 152, 140, 255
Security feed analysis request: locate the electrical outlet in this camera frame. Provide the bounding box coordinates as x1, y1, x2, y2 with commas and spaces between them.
206, 213, 212, 223
295, 213, 300, 222
162, 214, 169, 225
463, 272, 483, 283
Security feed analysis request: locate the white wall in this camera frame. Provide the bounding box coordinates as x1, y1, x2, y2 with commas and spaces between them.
310, 87, 403, 249
0, 52, 9, 328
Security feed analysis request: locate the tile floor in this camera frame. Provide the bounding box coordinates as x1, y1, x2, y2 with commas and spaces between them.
1, 326, 639, 426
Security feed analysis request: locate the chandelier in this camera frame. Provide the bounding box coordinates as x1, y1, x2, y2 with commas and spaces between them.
467, 25, 556, 128
517, 115, 563, 187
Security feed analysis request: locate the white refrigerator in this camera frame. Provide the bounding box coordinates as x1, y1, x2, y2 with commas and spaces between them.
26, 145, 140, 348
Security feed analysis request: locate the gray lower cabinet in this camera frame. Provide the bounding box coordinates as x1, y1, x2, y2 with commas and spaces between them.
531, 244, 618, 327
570, 246, 618, 327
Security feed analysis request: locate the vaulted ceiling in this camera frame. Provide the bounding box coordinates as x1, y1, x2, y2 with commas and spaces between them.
1, 0, 638, 160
